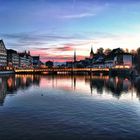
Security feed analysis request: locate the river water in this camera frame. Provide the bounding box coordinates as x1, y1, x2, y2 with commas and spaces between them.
0, 74, 140, 140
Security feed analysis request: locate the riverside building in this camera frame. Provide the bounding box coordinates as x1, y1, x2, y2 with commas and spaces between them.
0, 40, 7, 69
7, 49, 19, 68
19, 51, 33, 68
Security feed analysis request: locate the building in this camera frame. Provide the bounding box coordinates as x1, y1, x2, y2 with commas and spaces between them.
105, 59, 114, 68
104, 48, 124, 68
26, 51, 33, 68
7, 49, 19, 68
66, 61, 73, 68
0, 40, 7, 68
114, 53, 133, 68
19, 51, 33, 68
19, 53, 27, 68
91, 54, 105, 68
19, 54, 26, 68
32, 56, 40, 68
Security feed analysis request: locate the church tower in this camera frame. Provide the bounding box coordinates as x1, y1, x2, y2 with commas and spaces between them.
90, 46, 94, 59
74, 49, 76, 62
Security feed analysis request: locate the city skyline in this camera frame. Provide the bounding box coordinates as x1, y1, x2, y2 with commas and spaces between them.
1, 0, 140, 62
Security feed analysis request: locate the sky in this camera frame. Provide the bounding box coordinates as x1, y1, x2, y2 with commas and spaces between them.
1, 0, 140, 62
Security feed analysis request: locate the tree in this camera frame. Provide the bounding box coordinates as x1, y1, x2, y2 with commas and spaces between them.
97, 47, 104, 55
130, 49, 136, 55
45, 61, 53, 68
137, 47, 140, 56
125, 48, 129, 53
104, 48, 112, 55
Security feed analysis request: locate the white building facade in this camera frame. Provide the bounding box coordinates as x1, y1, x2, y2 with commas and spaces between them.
0, 40, 7, 67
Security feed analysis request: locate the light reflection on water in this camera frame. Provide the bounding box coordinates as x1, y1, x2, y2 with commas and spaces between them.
1, 74, 140, 104
0, 74, 140, 139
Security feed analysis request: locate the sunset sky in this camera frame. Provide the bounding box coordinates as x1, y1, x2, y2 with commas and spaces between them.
1, 0, 140, 62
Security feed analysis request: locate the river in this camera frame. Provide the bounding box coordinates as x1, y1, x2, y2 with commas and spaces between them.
0, 74, 140, 140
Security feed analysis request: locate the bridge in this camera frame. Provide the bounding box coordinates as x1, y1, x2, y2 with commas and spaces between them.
14, 66, 133, 76
14, 68, 110, 74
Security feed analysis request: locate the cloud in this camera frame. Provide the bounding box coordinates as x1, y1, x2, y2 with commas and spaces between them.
31, 50, 72, 62
0, 32, 83, 50
60, 13, 96, 19
34, 46, 74, 52
3, 30, 140, 63
2, 32, 77, 41
53, 46, 73, 51
0, 30, 92, 53
62, 41, 92, 48
33, 41, 92, 53
31, 46, 85, 62
41, 54, 85, 62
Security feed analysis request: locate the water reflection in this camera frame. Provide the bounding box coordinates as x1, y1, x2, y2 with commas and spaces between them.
0, 75, 40, 105
0, 74, 140, 105
88, 76, 134, 97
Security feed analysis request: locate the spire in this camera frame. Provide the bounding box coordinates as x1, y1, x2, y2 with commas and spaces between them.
90, 46, 94, 59
28, 51, 30, 55
74, 49, 76, 62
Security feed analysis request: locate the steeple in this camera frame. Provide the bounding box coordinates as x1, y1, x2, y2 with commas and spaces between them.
90, 46, 94, 59
74, 49, 76, 62
28, 51, 30, 55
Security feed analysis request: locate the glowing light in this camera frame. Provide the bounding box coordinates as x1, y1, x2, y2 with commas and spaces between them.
7, 77, 13, 87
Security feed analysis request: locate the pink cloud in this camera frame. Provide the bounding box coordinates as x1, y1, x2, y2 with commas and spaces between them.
31, 50, 85, 62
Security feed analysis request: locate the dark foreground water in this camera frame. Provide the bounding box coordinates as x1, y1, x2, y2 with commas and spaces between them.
0, 74, 140, 140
